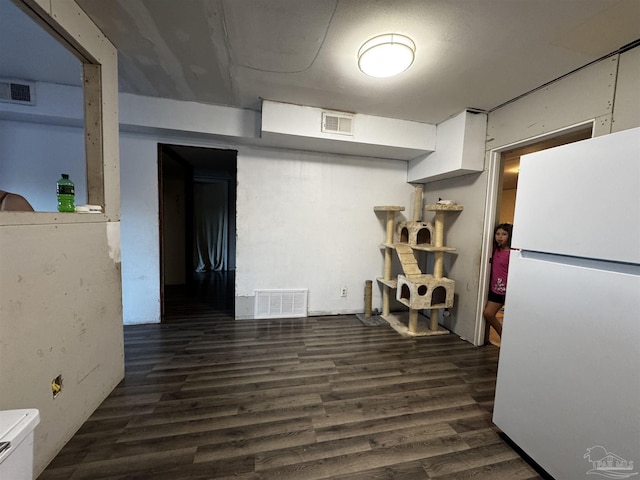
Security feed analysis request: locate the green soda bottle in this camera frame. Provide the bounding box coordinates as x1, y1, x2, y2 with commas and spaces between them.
56, 174, 75, 212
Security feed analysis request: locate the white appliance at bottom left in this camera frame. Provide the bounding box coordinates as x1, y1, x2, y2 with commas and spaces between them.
0, 409, 40, 480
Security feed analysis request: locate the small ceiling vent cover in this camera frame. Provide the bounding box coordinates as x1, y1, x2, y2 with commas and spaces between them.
322, 111, 354, 135
254, 289, 308, 319
0, 79, 36, 106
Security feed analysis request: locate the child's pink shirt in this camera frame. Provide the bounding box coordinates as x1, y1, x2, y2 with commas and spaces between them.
491, 248, 511, 295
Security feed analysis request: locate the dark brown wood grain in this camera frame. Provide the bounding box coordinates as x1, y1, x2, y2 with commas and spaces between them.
38, 275, 546, 479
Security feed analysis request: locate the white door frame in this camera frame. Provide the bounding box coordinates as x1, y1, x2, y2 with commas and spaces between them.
472, 120, 595, 346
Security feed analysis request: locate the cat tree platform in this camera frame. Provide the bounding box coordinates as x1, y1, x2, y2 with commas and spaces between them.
382, 311, 450, 338
396, 274, 455, 310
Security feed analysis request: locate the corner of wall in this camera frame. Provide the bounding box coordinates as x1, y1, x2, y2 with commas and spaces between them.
408, 110, 487, 183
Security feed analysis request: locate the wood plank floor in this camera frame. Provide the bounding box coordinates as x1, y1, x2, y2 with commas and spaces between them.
38, 274, 547, 479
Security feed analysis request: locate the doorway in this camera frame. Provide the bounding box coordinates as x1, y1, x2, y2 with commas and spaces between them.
475, 122, 594, 345
158, 144, 237, 318
497, 127, 594, 225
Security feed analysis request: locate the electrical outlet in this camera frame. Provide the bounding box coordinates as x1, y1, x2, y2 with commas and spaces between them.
340, 286, 347, 297
52, 374, 62, 398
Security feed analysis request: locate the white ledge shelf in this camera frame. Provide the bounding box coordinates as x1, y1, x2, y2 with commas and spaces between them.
374, 206, 405, 212
0, 211, 115, 226
424, 204, 464, 212
376, 277, 397, 289
379, 243, 456, 253
410, 245, 457, 253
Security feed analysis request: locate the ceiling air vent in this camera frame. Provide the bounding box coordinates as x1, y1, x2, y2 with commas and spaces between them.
0, 79, 36, 106
321, 111, 354, 136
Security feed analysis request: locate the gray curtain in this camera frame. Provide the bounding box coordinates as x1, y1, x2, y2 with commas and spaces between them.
193, 180, 228, 272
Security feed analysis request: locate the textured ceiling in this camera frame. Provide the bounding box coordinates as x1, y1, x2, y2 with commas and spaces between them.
2, 0, 640, 125
74, 0, 640, 124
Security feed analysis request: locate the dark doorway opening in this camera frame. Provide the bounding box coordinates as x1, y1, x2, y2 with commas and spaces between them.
158, 144, 237, 319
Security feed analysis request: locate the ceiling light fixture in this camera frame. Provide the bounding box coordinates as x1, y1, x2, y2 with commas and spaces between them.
358, 33, 416, 78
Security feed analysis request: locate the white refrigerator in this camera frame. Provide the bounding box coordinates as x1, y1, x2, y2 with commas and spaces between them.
493, 127, 640, 480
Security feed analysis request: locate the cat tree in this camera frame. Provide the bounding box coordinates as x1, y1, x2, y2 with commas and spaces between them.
374, 186, 463, 337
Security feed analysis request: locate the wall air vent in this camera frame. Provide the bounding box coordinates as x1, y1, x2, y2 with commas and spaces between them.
321, 111, 354, 135
254, 289, 308, 319
0, 79, 36, 106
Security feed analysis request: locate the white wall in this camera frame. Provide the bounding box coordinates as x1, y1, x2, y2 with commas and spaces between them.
0, 82, 424, 326
0, 222, 123, 473
0, 1, 123, 476
0, 119, 86, 211
261, 100, 436, 160
119, 129, 415, 323
421, 172, 489, 342
119, 133, 162, 324
408, 110, 486, 182
612, 45, 640, 132
116, 91, 434, 324
235, 146, 415, 317
487, 54, 619, 145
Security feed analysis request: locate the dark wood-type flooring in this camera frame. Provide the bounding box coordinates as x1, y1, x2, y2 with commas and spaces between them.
39, 272, 546, 479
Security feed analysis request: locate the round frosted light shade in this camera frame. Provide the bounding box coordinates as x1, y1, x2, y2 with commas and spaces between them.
358, 34, 416, 78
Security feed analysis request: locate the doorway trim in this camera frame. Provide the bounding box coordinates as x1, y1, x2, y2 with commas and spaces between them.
473, 119, 596, 346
